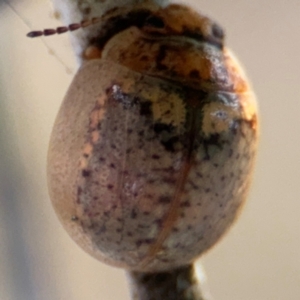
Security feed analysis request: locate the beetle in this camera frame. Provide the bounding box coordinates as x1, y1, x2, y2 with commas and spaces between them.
29, 2, 258, 273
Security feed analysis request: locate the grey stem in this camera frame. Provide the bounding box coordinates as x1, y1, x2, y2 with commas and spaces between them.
127, 263, 212, 300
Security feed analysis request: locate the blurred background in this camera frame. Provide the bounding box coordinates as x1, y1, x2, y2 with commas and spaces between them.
0, 0, 299, 299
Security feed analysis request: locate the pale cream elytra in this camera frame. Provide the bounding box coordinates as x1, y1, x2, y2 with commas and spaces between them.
46, 2, 258, 272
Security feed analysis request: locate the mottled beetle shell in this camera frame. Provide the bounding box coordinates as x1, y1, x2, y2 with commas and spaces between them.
48, 4, 258, 272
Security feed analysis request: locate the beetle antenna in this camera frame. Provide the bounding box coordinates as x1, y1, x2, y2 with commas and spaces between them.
27, 17, 102, 38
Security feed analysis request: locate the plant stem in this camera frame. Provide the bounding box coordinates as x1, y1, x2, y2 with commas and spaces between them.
127, 263, 212, 300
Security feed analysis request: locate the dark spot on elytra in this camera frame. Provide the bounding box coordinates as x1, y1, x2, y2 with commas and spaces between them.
152, 154, 160, 159
173, 242, 181, 249
188, 180, 199, 190
138, 143, 146, 152
131, 209, 137, 219
139, 101, 152, 116
97, 122, 101, 130
93, 196, 98, 200
205, 188, 211, 193
163, 136, 180, 152
143, 211, 150, 216
196, 172, 203, 178
127, 128, 133, 134
77, 187, 82, 196
99, 157, 105, 162
107, 184, 114, 190
180, 201, 191, 208
145, 193, 154, 199
189, 69, 200, 79
83, 153, 89, 158
203, 215, 208, 220
155, 218, 163, 227
116, 228, 122, 233
110, 163, 116, 169
163, 177, 176, 184
127, 231, 133, 237
135, 240, 143, 247
158, 196, 172, 204
205, 133, 222, 147
136, 238, 155, 247
138, 130, 145, 136
82, 169, 91, 177
96, 225, 107, 234
187, 225, 192, 230
145, 238, 155, 244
